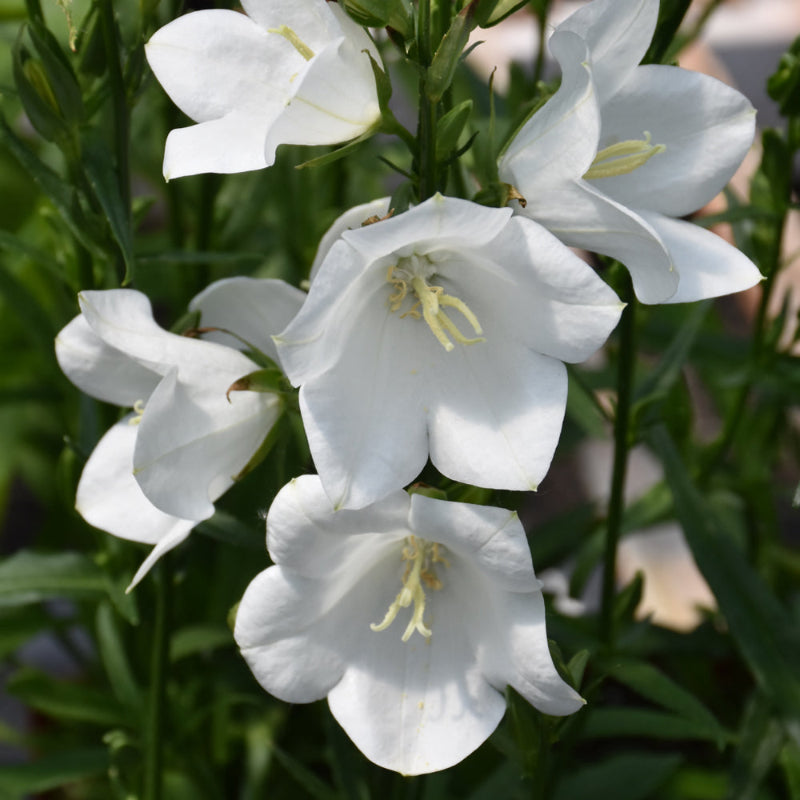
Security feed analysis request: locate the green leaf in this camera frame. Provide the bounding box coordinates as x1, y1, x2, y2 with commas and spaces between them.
643, 0, 692, 64
436, 99, 472, 160
0, 550, 107, 606
295, 127, 377, 170
426, 1, 478, 103
169, 624, 233, 662
554, 753, 683, 800
780, 739, 800, 799
603, 658, 730, 747
8, 668, 129, 727
649, 426, 800, 745
96, 602, 141, 711
271, 744, 340, 800
475, 0, 529, 28
584, 708, 729, 744
82, 137, 134, 283
767, 35, 800, 117
0, 115, 99, 254
0, 748, 108, 796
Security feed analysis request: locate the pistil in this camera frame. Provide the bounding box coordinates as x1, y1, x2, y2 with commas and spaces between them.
371, 536, 450, 642
386, 265, 485, 352
267, 25, 315, 61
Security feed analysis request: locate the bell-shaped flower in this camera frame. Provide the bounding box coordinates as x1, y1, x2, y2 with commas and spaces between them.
235, 474, 584, 775
275, 194, 623, 510
145, 0, 382, 179
55, 278, 304, 586
499, 0, 761, 304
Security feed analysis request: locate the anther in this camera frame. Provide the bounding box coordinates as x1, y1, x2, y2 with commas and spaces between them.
267, 25, 315, 61
584, 132, 665, 180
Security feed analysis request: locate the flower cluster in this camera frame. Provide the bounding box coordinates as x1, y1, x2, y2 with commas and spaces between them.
56, 0, 761, 776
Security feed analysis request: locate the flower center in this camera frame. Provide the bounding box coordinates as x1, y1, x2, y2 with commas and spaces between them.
370, 536, 450, 642
583, 131, 665, 180
386, 255, 485, 352
267, 25, 315, 61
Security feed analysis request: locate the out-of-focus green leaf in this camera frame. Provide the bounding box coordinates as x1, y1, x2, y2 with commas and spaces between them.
0, 115, 99, 253
0, 747, 108, 796
603, 658, 730, 747
566, 368, 608, 437
730, 693, 786, 800
767, 35, 800, 117
271, 743, 341, 800
650, 426, 800, 745
7, 668, 129, 727
0, 551, 106, 605
780, 739, 800, 799
554, 753, 683, 800
643, 0, 692, 64
170, 624, 233, 662
584, 708, 726, 744
475, 0, 529, 28
96, 601, 141, 710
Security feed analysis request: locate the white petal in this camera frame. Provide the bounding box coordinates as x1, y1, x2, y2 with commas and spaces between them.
524, 179, 678, 304
328, 558, 506, 775
264, 34, 380, 153
408, 494, 536, 592
240, 0, 343, 49
266, 475, 410, 576
235, 566, 348, 703
145, 10, 300, 124
133, 368, 281, 520
640, 212, 763, 304
55, 315, 158, 406
127, 526, 192, 592
77, 420, 196, 546
342, 195, 513, 264
557, 0, 658, 105
591, 65, 756, 218
500, 31, 598, 187
163, 112, 274, 179
78, 289, 257, 386
475, 586, 584, 716
427, 339, 567, 492
462, 217, 622, 362
309, 198, 391, 284
296, 275, 430, 509
188, 277, 306, 362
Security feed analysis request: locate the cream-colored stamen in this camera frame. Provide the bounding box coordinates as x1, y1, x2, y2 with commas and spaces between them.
267, 25, 315, 61
386, 264, 485, 352
371, 537, 450, 642
129, 399, 146, 426
584, 132, 665, 180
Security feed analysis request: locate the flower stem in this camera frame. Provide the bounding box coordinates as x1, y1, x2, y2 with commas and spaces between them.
416, 0, 439, 201
601, 277, 636, 645
143, 557, 171, 800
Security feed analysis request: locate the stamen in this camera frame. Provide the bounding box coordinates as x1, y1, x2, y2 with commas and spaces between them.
371, 536, 448, 642
267, 25, 315, 61
584, 132, 665, 180
129, 399, 146, 426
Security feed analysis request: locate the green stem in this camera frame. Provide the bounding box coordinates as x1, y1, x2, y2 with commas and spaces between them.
416, 0, 439, 201
531, 0, 550, 90
143, 557, 171, 800
99, 0, 132, 283
601, 277, 636, 645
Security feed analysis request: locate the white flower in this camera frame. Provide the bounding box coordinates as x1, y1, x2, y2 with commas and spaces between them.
145, 0, 382, 179
499, 0, 762, 304
55, 278, 304, 586
235, 475, 584, 775
275, 194, 623, 510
